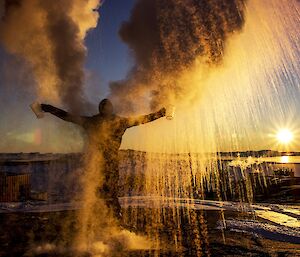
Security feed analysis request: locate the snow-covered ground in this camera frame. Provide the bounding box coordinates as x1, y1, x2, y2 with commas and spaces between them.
1, 196, 299, 229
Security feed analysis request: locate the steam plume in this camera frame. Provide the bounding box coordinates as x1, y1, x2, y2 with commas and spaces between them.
0, 0, 100, 113
110, 0, 247, 111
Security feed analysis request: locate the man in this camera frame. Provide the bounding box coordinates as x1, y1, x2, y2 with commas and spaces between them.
41, 99, 166, 219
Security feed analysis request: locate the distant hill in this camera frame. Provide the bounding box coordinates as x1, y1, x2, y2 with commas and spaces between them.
0, 149, 299, 161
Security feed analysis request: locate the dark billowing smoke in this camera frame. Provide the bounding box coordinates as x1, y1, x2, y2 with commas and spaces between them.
0, 1, 4, 20
110, 0, 247, 112
0, 0, 100, 113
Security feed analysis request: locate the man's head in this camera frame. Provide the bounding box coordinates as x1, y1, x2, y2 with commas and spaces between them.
99, 99, 114, 116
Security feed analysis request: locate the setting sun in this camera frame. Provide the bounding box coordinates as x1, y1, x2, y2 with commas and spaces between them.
276, 129, 294, 144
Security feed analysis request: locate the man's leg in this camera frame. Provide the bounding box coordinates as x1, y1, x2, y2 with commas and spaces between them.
107, 164, 122, 221
96, 182, 121, 221
100, 165, 122, 221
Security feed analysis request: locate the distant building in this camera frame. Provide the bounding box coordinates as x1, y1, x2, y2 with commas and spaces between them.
0, 171, 31, 202
0, 153, 83, 202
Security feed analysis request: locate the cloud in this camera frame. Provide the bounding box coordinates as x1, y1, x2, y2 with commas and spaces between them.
0, 0, 100, 113
109, 0, 247, 112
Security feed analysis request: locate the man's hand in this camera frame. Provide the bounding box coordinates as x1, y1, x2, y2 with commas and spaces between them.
40, 104, 52, 112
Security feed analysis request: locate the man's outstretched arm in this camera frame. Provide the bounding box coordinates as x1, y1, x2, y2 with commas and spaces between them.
41, 104, 85, 126
126, 107, 166, 128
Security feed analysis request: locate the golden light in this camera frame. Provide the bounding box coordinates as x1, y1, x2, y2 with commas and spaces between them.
276, 129, 293, 144
280, 156, 289, 163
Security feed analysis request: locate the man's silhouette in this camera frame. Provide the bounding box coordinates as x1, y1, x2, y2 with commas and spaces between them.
41, 99, 166, 219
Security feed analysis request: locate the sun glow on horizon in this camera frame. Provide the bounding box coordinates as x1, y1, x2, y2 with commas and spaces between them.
276, 129, 294, 144
280, 155, 289, 163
